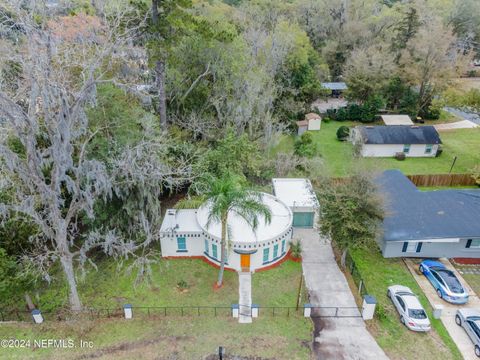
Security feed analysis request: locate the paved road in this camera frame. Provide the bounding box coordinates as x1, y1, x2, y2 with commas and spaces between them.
405, 258, 480, 360
296, 229, 389, 360
444, 107, 480, 125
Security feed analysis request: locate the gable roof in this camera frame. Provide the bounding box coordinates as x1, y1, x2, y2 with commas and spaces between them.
377, 170, 480, 242
356, 125, 441, 145
321, 82, 348, 90
305, 113, 321, 121
381, 115, 413, 126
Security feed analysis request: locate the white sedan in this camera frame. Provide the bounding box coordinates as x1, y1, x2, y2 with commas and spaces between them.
387, 285, 431, 332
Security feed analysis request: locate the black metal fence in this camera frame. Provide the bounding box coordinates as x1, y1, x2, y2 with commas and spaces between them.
344, 251, 369, 297
0, 304, 362, 322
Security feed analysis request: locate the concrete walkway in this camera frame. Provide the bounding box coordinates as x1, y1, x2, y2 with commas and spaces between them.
296, 228, 388, 360
434, 120, 479, 131
405, 258, 480, 360
238, 272, 252, 324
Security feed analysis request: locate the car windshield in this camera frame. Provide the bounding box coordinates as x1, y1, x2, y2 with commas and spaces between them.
409, 309, 427, 319
436, 269, 463, 293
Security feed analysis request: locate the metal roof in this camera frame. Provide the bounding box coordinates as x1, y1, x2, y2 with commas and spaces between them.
357, 125, 442, 145
377, 170, 480, 242
321, 82, 348, 90
381, 115, 414, 126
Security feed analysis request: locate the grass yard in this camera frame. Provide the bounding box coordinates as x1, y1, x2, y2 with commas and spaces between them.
0, 316, 312, 360
271, 121, 480, 177
453, 266, 480, 298
1, 258, 311, 359
347, 247, 462, 360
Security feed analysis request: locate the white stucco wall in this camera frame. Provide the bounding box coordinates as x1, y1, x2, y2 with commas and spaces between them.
308, 118, 321, 131
361, 144, 438, 157
160, 232, 205, 257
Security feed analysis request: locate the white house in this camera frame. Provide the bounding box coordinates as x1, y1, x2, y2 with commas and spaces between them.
351, 125, 441, 158
160, 193, 294, 272
272, 178, 319, 228
296, 113, 321, 135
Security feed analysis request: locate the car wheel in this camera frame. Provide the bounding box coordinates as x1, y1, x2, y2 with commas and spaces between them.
475, 345, 480, 358
387, 289, 391, 298
400, 316, 405, 325
437, 289, 443, 299
419, 265, 425, 274
455, 315, 462, 326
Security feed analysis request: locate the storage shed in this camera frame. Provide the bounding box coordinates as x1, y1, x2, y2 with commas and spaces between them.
296, 113, 321, 135
272, 178, 319, 228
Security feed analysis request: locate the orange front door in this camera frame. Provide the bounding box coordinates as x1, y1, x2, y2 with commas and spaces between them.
240, 254, 250, 271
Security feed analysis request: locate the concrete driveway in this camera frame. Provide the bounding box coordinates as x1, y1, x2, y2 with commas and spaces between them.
297, 229, 388, 360
405, 258, 480, 360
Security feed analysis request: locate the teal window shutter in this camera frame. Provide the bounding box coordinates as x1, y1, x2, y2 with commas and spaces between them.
263, 248, 269, 264
177, 237, 186, 251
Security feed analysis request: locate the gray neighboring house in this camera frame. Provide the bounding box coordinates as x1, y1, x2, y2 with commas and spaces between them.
352, 125, 442, 157
377, 170, 480, 259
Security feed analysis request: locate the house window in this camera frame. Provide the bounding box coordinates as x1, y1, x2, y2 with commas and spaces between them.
263, 248, 270, 264
212, 244, 218, 259
204, 240, 209, 254
402, 241, 417, 253
466, 239, 480, 248
176, 237, 187, 252
403, 144, 411, 154
281, 239, 286, 254
273, 244, 279, 259
425, 144, 433, 154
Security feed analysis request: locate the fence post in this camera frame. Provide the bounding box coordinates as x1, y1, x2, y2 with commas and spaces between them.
123, 304, 133, 319
303, 304, 312, 317
31, 309, 44, 324
232, 304, 239, 318
362, 295, 376, 320
358, 280, 363, 295
252, 304, 259, 318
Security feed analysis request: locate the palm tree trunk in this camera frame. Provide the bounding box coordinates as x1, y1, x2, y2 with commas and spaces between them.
217, 216, 228, 287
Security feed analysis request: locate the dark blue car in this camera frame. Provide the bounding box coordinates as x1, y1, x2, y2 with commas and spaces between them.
419, 260, 469, 304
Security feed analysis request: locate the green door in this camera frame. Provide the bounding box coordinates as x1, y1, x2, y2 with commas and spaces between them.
293, 212, 314, 228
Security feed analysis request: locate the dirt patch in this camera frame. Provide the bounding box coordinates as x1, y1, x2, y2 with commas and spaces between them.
74, 335, 192, 359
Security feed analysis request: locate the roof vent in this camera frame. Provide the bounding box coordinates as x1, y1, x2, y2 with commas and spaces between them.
411, 126, 419, 129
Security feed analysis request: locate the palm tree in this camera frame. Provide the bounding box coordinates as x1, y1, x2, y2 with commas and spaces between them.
201, 174, 272, 287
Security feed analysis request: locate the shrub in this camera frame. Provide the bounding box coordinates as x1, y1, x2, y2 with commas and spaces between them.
177, 280, 189, 289
290, 240, 302, 259
336, 126, 350, 141
394, 152, 406, 161
323, 117, 331, 123
294, 132, 318, 158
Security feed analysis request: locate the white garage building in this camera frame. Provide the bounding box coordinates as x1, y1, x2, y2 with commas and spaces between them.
272, 178, 319, 228
160, 193, 294, 272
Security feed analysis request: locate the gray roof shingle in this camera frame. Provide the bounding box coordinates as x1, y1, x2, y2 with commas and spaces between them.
377, 170, 480, 242
358, 125, 442, 145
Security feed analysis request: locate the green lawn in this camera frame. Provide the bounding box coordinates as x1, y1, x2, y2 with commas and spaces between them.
0, 258, 312, 359
348, 247, 462, 360
272, 121, 480, 177
0, 316, 312, 359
